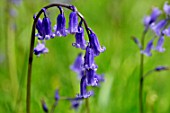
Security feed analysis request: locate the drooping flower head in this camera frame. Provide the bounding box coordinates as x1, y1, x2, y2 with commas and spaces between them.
68, 6, 78, 34
54, 6, 67, 37
143, 7, 161, 28
155, 35, 165, 52
78, 75, 94, 98
151, 19, 167, 36
89, 28, 106, 56
34, 42, 48, 56
55, 89, 60, 101
84, 45, 97, 70
70, 53, 84, 73
163, 26, 170, 36
163, 2, 170, 15
86, 69, 98, 86
141, 39, 154, 56
72, 20, 86, 50
41, 100, 48, 113
33, 15, 44, 40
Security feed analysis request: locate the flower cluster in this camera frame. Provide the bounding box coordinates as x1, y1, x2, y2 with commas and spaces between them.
33, 5, 105, 111
133, 2, 170, 56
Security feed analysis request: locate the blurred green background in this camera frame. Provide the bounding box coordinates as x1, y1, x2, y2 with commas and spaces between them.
0, 0, 170, 113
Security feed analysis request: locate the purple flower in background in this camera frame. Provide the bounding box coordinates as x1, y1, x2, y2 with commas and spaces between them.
151, 20, 167, 36
55, 89, 60, 101
84, 46, 97, 70
155, 66, 169, 71
94, 73, 104, 86
164, 2, 170, 15
72, 26, 86, 50
54, 13, 67, 37
141, 39, 153, 56
78, 75, 94, 98
34, 42, 48, 56
42, 17, 54, 40
71, 100, 81, 110
155, 35, 165, 52
68, 11, 78, 34
89, 29, 106, 56
70, 53, 84, 78
143, 7, 161, 28
41, 100, 48, 113
163, 27, 170, 36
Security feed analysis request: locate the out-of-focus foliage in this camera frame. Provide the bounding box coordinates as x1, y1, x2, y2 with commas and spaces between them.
0, 0, 170, 113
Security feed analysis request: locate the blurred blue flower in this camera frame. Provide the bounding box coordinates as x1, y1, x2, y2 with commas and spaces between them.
155, 35, 165, 52
89, 29, 106, 56
84, 46, 97, 70
151, 20, 167, 36
55, 89, 60, 101
141, 39, 153, 56
54, 13, 67, 37
72, 26, 86, 50
163, 27, 170, 36
41, 100, 48, 113
34, 42, 48, 56
143, 7, 161, 28
94, 73, 104, 86
70, 100, 81, 110
155, 66, 169, 71
68, 11, 78, 34
34, 15, 44, 40
164, 2, 170, 15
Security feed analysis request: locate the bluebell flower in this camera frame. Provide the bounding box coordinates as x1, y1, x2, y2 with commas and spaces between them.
94, 73, 104, 86
42, 17, 54, 40
163, 27, 170, 36
84, 46, 97, 70
68, 11, 78, 34
34, 42, 48, 56
33, 15, 44, 40
141, 39, 154, 56
155, 35, 165, 52
55, 89, 60, 101
72, 26, 86, 50
164, 2, 170, 15
132, 36, 142, 49
155, 66, 169, 71
151, 20, 167, 36
86, 69, 98, 86
41, 100, 48, 113
70, 100, 81, 110
78, 75, 94, 98
143, 7, 161, 28
70, 53, 84, 78
89, 29, 106, 56
54, 13, 67, 37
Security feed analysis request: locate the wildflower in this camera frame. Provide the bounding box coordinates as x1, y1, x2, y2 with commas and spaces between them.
70, 53, 84, 78
94, 73, 104, 86
78, 75, 94, 98
86, 69, 98, 86
34, 42, 48, 56
41, 100, 48, 113
54, 13, 67, 37
141, 39, 153, 56
163, 27, 170, 36
89, 29, 106, 56
163, 2, 170, 15
42, 16, 54, 40
72, 26, 86, 50
70, 100, 81, 110
84, 46, 97, 70
33, 15, 44, 40
150, 20, 167, 36
55, 89, 60, 101
143, 7, 161, 28
155, 66, 169, 71
155, 35, 165, 52
68, 11, 78, 34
